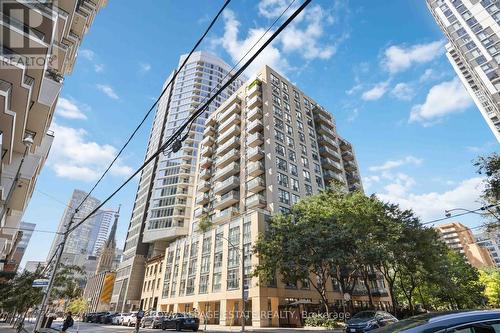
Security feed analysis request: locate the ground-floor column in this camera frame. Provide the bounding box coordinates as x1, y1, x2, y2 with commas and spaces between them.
219, 299, 228, 326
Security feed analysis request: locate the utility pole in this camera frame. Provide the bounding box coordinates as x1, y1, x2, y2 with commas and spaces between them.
33, 210, 77, 333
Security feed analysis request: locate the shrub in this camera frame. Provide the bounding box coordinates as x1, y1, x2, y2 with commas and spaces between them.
304, 313, 344, 329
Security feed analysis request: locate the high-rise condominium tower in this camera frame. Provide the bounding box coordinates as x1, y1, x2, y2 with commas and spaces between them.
111, 52, 243, 312
427, 0, 500, 141
143, 66, 389, 328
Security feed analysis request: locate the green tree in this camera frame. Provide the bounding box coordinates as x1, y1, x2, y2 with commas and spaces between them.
479, 268, 500, 307
474, 152, 500, 203
66, 297, 88, 315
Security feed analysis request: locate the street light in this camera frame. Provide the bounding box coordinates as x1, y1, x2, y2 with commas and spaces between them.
444, 207, 489, 218
215, 231, 246, 332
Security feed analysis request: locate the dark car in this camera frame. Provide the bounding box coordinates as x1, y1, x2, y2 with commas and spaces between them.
100, 312, 118, 324
346, 311, 398, 332
83, 313, 95, 322
372, 310, 500, 333
142, 311, 165, 328
92, 312, 107, 323
162, 313, 199, 331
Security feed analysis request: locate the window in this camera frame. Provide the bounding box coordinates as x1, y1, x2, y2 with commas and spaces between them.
299, 132, 306, 143
275, 129, 284, 142
273, 105, 283, 117
279, 206, 291, 214
301, 156, 309, 168
290, 164, 298, 176
276, 157, 288, 172
296, 111, 302, 120
271, 73, 280, 86
272, 95, 281, 106
312, 152, 319, 162
212, 273, 222, 292
275, 117, 284, 130
199, 275, 209, 294
294, 90, 300, 99
301, 144, 307, 155
282, 81, 288, 91
314, 163, 321, 174
316, 176, 323, 188
278, 189, 290, 204
284, 112, 292, 123
291, 178, 299, 192
288, 150, 296, 162
275, 143, 286, 156
448, 320, 500, 333
201, 256, 210, 274
303, 170, 311, 182
291, 193, 300, 205
297, 121, 304, 131
228, 247, 239, 267
227, 269, 239, 289
278, 173, 289, 188
286, 136, 295, 148
305, 184, 313, 195
286, 124, 293, 135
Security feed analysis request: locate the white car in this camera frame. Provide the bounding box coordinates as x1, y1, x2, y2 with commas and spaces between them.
112, 313, 127, 325
122, 312, 138, 327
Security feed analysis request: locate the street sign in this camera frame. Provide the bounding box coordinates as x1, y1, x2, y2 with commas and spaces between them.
32, 279, 49, 287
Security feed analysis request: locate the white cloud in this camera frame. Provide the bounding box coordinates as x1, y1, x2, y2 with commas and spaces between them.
47, 123, 133, 182
361, 81, 389, 101
55, 97, 88, 120
369, 155, 423, 172
419, 68, 443, 82
377, 177, 484, 221
409, 78, 473, 123
139, 62, 152, 73
346, 83, 363, 96
258, 0, 300, 18
94, 64, 104, 73
79, 49, 95, 61
96, 84, 119, 100
391, 82, 414, 101
382, 40, 445, 74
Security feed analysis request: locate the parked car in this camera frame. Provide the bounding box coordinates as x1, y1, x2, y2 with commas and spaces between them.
142, 311, 166, 328
372, 310, 500, 333
346, 311, 398, 332
112, 313, 129, 325
83, 312, 95, 322
122, 312, 138, 327
162, 313, 199, 331
101, 312, 118, 324
92, 312, 108, 323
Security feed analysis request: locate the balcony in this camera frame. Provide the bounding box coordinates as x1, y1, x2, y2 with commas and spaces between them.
313, 112, 333, 125
218, 124, 240, 145
247, 132, 264, 148
344, 160, 356, 172
247, 107, 263, 121
247, 177, 265, 193
247, 119, 263, 133
312, 104, 330, 118
219, 113, 240, 133
194, 208, 208, 219
339, 139, 352, 151
214, 162, 240, 182
214, 176, 240, 195
322, 158, 342, 172
248, 161, 265, 177
201, 136, 215, 147
198, 180, 210, 192
318, 135, 338, 148
316, 123, 336, 138
204, 125, 215, 136
319, 146, 341, 161
247, 81, 261, 98
38, 70, 63, 107
323, 170, 344, 183
342, 150, 354, 161
213, 206, 239, 223
219, 102, 241, 124
199, 157, 212, 169
217, 137, 240, 156
247, 147, 264, 161
196, 193, 210, 205
200, 169, 212, 180
247, 95, 262, 109
246, 194, 266, 209
214, 191, 240, 210
207, 117, 216, 127
201, 146, 213, 158
215, 149, 239, 169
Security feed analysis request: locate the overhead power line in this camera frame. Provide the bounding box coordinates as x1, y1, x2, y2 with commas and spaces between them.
421, 203, 500, 226
73, 0, 233, 215
66, 0, 312, 236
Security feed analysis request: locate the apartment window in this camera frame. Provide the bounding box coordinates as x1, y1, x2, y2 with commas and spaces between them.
301, 156, 309, 168
278, 189, 290, 204
284, 112, 292, 123
316, 176, 323, 188
278, 173, 289, 188
290, 163, 298, 176
275, 129, 285, 142
275, 117, 284, 130
272, 85, 280, 96
291, 193, 300, 205
295, 100, 301, 109
228, 248, 239, 268
282, 81, 288, 92
276, 143, 286, 157
272, 95, 281, 106
312, 152, 319, 161
297, 121, 304, 131
199, 275, 209, 294
288, 150, 296, 162
286, 136, 295, 148
299, 132, 306, 143
303, 170, 311, 183
305, 184, 313, 195
227, 269, 239, 289
273, 105, 283, 117
276, 157, 288, 172
201, 255, 210, 274
214, 252, 223, 270
291, 178, 299, 192
301, 144, 307, 155
283, 93, 289, 102
279, 206, 291, 214
296, 111, 303, 120
286, 124, 293, 135
294, 90, 300, 100
284, 102, 290, 112
271, 73, 280, 86
212, 273, 222, 292
314, 163, 321, 174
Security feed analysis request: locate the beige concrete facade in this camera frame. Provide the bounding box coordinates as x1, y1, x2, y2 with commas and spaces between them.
436, 221, 496, 268
154, 66, 389, 327
0, 0, 106, 268
140, 254, 164, 311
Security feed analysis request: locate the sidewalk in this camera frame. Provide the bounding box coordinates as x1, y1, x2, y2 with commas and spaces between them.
200, 324, 343, 332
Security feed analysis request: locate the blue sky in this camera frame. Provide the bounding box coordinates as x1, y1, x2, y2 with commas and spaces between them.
21, 0, 498, 266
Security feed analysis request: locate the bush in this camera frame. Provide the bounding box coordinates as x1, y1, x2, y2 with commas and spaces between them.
304, 313, 344, 329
